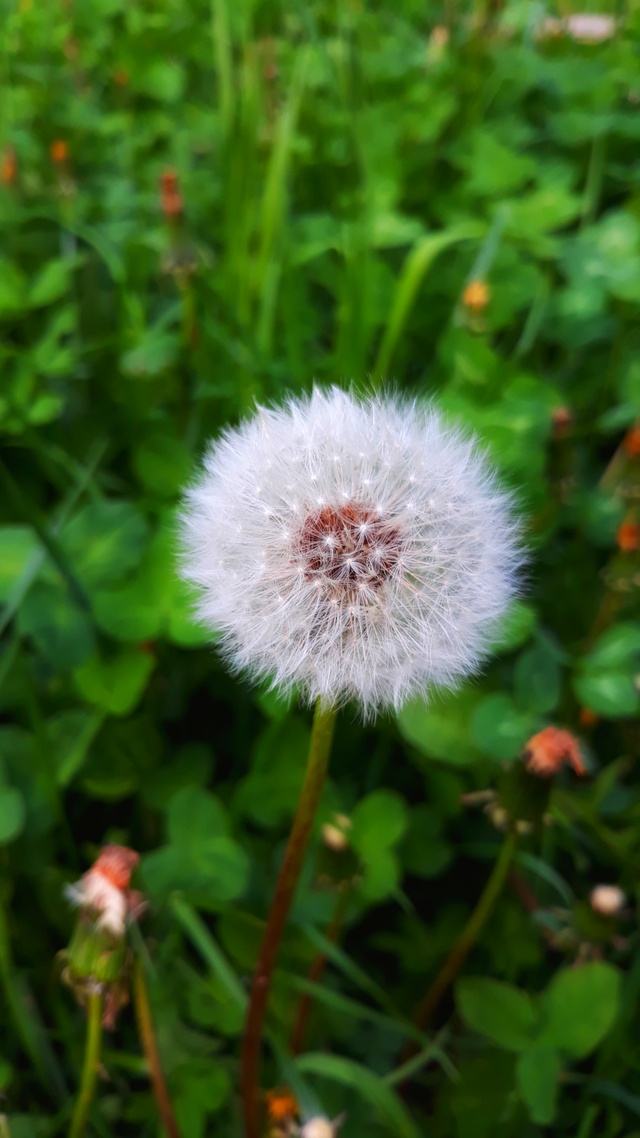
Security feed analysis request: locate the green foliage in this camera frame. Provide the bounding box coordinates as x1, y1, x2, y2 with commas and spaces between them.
457, 963, 622, 1125
1, 0, 639, 1135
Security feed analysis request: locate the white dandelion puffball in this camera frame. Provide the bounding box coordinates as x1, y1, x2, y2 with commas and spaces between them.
179, 387, 521, 715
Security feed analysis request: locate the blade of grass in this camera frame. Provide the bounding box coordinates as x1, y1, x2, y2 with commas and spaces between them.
373, 222, 485, 378
295, 1052, 421, 1138
301, 923, 398, 1017
170, 895, 247, 1010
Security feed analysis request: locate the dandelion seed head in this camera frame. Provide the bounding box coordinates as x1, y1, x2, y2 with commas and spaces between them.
179, 387, 522, 716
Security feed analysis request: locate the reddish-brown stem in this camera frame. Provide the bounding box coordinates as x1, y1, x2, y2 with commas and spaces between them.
133, 959, 182, 1138
290, 885, 351, 1056
241, 702, 337, 1138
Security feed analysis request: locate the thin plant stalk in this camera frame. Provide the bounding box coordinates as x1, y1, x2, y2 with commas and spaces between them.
290, 884, 351, 1056
69, 989, 104, 1138
241, 700, 337, 1138
133, 959, 182, 1138
413, 829, 518, 1033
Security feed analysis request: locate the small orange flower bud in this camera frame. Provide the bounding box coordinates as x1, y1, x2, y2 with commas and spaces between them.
523, 726, 586, 779
265, 1088, 298, 1124
113, 68, 129, 86
617, 521, 640, 552
1, 146, 16, 185
462, 279, 490, 313
579, 706, 599, 728
623, 426, 640, 459
159, 169, 183, 218
50, 140, 69, 164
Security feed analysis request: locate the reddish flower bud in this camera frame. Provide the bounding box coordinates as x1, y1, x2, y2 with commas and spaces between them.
159, 169, 183, 218
265, 1088, 298, 1124
1, 146, 17, 186
50, 140, 69, 164
623, 426, 640, 459
523, 726, 586, 779
617, 521, 640, 553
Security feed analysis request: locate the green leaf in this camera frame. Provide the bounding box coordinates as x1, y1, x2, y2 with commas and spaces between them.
295, 1053, 420, 1138
0, 259, 27, 314
0, 785, 26, 843
360, 846, 401, 901
141, 837, 249, 907
0, 526, 38, 603
514, 645, 561, 714
120, 330, 180, 377
28, 259, 74, 307
516, 1047, 561, 1125
168, 786, 230, 844
537, 963, 621, 1058
73, 648, 154, 716
47, 709, 104, 786
92, 527, 209, 646
581, 623, 640, 670
17, 581, 95, 670
456, 978, 538, 1052
61, 500, 149, 589
489, 601, 536, 652
133, 435, 192, 498
573, 672, 640, 719
351, 790, 408, 853
471, 694, 536, 761
397, 686, 484, 766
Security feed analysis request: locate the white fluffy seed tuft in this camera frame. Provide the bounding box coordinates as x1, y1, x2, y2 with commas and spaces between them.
179, 387, 522, 717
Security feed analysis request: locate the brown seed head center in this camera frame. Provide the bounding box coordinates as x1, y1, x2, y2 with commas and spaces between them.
296, 502, 403, 594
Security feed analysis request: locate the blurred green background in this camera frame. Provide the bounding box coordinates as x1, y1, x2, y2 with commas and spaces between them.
1, 0, 640, 1135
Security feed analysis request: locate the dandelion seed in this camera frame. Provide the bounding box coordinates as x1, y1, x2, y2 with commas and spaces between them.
179, 387, 521, 716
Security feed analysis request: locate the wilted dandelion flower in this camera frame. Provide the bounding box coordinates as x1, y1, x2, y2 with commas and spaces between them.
179, 387, 520, 716
65, 844, 143, 938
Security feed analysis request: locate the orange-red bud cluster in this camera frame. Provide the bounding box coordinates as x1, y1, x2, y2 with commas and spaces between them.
523, 726, 586, 779
159, 169, 183, 218
50, 140, 69, 164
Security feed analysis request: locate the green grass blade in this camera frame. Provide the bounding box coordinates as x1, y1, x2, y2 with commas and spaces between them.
373, 222, 485, 378
295, 1052, 421, 1138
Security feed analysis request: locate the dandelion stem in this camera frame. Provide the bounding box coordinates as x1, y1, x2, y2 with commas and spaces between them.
69, 989, 103, 1138
133, 959, 182, 1138
241, 700, 337, 1138
413, 830, 517, 1033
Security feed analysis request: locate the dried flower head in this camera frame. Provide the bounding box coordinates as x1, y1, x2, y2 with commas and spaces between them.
179, 388, 520, 716
65, 844, 142, 938
523, 727, 586, 779
590, 884, 626, 917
